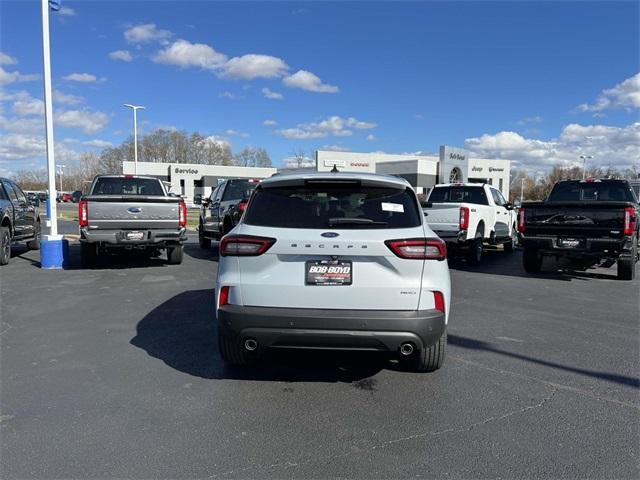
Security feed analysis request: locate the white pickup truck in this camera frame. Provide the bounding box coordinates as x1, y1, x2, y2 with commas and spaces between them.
423, 183, 518, 264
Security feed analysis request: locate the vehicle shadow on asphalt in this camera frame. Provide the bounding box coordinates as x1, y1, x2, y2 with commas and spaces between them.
448, 334, 640, 388
183, 243, 220, 262
130, 288, 391, 382
61, 243, 170, 270
448, 249, 625, 282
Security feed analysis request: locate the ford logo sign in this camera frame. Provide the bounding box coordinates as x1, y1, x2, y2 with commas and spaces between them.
127, 207, 142, 214
321, 232, 339, 238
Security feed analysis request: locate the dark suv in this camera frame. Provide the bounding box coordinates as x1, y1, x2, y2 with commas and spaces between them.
196, 178, 260, 248
0, 178, 41, 265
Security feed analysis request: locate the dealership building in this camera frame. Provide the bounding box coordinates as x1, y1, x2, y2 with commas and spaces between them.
123, 145, 511, 202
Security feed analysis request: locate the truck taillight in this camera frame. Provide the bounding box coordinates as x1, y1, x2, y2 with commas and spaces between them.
238, 201, 247, 213
623, 207, 636, 235
385, 238, 447, 260
78, 200, 88, 227
220, 235, 276, 257
178, 200, 187, 228
433, 291, 445, 313
218, 286, 230, 307
459, 206, 470, 231
517, 208, 526, 233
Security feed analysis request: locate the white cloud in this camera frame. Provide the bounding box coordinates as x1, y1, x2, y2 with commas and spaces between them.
0, 133, 45, 160
262, 87, 283, 100
276, 116, 376, 140
205, 135, 231, 149
222, 54, 289, 80
263, 119, 277, 126
153, 39, 227, 70
11, 97, 44, 116
0, 52, 17, 65
0, 113, 43, 134
224, 129, 249, 138
109, 50, 133, 62
55, 110, 110, 134
414, 113, 424, 120
0, 66, 38, 86
465, 122, 640, 171
516, 116, 544, 126
124, 23, 172, 44
283, 70, 339, 93
219, 91, 240, 100
59, 6, 75, 16
83, 139, 113, 148
321, 144, 351, 152
366, 134, 377, 141
53, 90, 84, 105
63, 72, 98, 83
576, 73, 640, 113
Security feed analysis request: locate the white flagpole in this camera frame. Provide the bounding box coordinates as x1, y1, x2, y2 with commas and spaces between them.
41, 0, 58, 237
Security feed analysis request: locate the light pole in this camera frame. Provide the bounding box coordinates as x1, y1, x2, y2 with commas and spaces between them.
123, 104, 145, 174
580, 155, 593, 180
57, 164, 66, 194
520, 177, 525, 204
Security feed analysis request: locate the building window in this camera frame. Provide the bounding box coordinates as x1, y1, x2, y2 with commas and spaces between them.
449, 167, 462, 183
180, 179, 185, 196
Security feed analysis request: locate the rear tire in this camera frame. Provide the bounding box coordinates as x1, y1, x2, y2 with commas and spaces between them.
618, 241, 637, 280
504, 227, 516, 253
80, 242, 97, 267
404, 331, 447, 372
523, 247, 543, 273
0, 227, 11, 265
27, 221, 41, 250
167, 245, 184, 265
218, 328, 253, 366
199, 225, 211, 249
466, 234, 483, 265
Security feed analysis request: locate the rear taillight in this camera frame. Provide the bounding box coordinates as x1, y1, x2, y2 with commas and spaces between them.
385, 238, 447, 260
178, 200, 187, 228
238, 201, 247, 213
218, 286, 230, 307
517, 208, 525, 233
220, 235, 276, 257
623, 207, 636, 235
433, 291, 445, 313
459, 206, 470, 231
78, 200, 88, 227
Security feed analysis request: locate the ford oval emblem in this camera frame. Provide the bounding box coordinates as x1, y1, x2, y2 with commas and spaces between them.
321, 232, 339, 238
127, 207, 142, 214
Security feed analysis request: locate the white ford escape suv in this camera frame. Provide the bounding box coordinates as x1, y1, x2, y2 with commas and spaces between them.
215, 172, 451, 372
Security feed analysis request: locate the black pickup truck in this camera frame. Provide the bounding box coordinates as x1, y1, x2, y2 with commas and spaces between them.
518, 179, 639, 280
0, 177, 41, 265
195, 178, 260, 248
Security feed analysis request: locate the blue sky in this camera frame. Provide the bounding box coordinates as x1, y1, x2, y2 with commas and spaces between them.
1, 0, 638, 175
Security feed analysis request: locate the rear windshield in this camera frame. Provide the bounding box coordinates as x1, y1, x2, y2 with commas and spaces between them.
547, 181, 636, 202
428, 186, 488, 205
222, 180, 257, 201
244, 184, 421, 229
92, 177, 164, 196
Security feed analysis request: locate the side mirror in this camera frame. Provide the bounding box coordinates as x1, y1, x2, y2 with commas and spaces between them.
194, 194, 202, 205
505, 203, 514, 210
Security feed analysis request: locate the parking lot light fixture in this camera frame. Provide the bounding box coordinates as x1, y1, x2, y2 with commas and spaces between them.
580, 155, 593, 180
123, 104, 145, 174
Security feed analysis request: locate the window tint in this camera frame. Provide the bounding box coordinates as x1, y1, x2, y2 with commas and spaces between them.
222, 180, 257, 201
244, 184, 421, 229
428, 186, 488, 205
12, 183, 27, 203
490, 188, 505, 206
92, 177, 164, 196
0, 182, 9, 201
4, 182, 18, 201
547, 181, 635, 202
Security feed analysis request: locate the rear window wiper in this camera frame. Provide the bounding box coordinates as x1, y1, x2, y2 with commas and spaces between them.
328, 217, 388, 226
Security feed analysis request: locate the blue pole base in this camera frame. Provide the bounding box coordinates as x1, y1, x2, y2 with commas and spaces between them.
45, 199, 51, 218
40, 235, 69, 269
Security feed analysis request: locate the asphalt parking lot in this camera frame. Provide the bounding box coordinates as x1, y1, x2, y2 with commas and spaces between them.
1, 219, 639, 479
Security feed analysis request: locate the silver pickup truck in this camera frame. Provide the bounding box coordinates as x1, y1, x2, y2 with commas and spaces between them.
78, 175, 187, 266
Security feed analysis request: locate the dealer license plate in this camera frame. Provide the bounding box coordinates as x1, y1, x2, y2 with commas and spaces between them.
305, 260, 352, 286
125, 231, 145, 241
558, 237, 584, 248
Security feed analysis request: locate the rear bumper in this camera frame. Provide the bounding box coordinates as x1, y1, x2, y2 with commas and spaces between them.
522, 235, 633, 257
80, 227, 187, 246
217, 305, 446, 352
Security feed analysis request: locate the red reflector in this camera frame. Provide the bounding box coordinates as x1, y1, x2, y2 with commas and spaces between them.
517, 207, 525, 233
218, 286, 230, 307
623, 207, 636, 235
459, 206, 470, 231
124, 175, 134, 179
220, 235, 276, 256
385, 238, 446, 260
178, 200, 187, 228
433, 291, 445, 313
78, 200, 88, 227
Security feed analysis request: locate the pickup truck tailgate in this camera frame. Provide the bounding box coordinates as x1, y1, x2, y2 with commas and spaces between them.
423, 203, 461, 233
85, 196, 181, 230
524, 202, 630, 239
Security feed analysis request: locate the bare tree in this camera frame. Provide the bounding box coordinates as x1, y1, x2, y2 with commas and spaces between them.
233, 147, 272, 168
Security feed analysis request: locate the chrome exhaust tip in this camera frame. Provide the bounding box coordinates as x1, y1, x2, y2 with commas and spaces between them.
399, 343, 414, 356
244, 338, 258, 351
